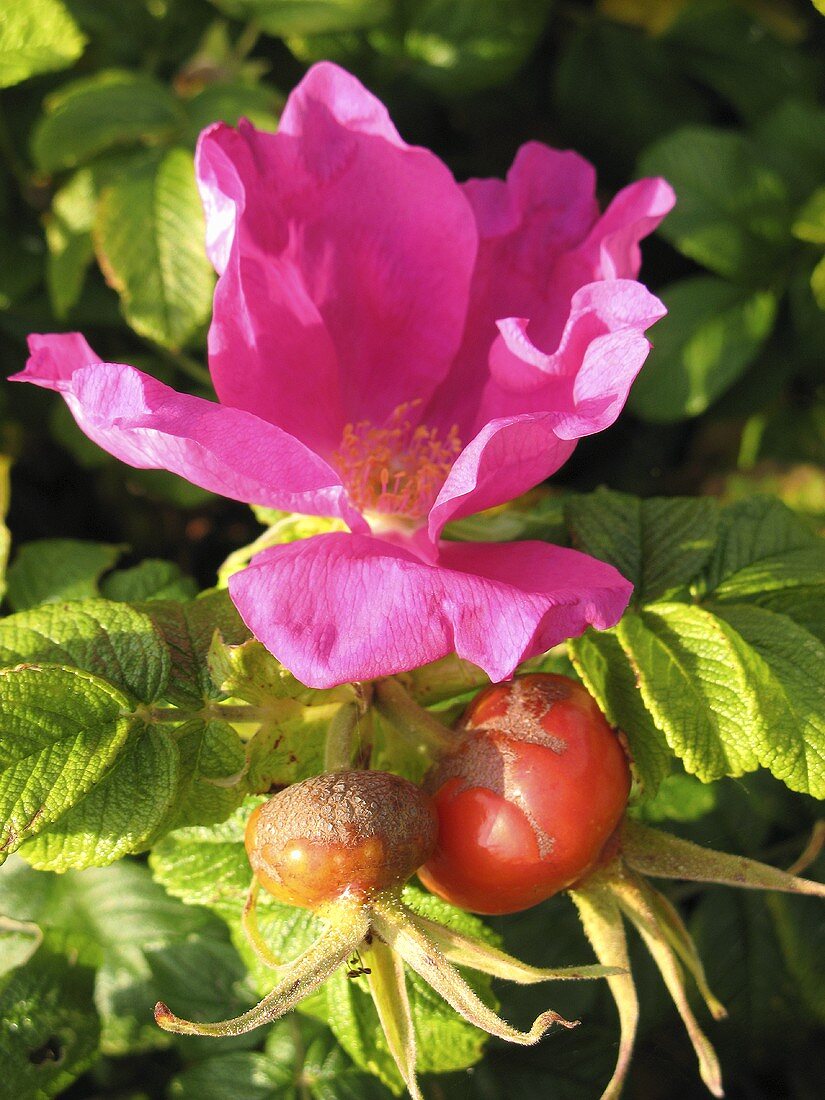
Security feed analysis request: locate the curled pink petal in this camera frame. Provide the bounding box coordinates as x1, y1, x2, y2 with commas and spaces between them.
13, 334, 364, 527
228, 532, 632, 688
196, 62, 478, 450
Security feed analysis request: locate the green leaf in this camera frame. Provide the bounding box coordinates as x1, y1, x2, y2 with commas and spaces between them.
703, 496, 825, 600
44, 168, 96, 317
93, 146, 215, 349
208, 0, 391, 35
6, 538, 124, 611
793, 187, 825, 245
629, 277, 777, 421
709, 604, 825, 798
616, 605, 761, 782
159, 718, 248, 832
182, 82, 281, 144
662, 1, 816, 122
0, 915, 42, 978
754, 100, 825, 207
0, 455, 10, 604
31, 69, 184, 172
0, 0, 86, 88
396, 0, 550, 95
565, 488, 719, 603
0, 665, 146, 860
635, 773, 718, 823
20, 725, 179, 870
142, 590, 250, 707
0, 858, 250, 1055
553, 21, 709, 174
169, 1017, 392, 1099
0, 598, 171, 703
100, 559, 197, 602
568, 628, 671, 796
0, 950, 99, 1096
749, 586, 825, 645
637, 126, 792, 284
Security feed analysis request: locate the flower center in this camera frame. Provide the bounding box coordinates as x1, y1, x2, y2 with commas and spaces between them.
333, 401, 461, 521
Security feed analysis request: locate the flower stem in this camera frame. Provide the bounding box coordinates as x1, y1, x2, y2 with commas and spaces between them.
373, 677, 462, 754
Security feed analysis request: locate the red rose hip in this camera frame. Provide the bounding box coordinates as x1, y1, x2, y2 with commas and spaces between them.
418, 674, 631, 914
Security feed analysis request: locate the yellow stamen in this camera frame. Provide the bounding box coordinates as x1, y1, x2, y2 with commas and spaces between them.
333, 401, 461, 520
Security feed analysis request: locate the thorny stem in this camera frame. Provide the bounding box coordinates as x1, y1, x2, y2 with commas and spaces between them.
324, 685, 373, 772
373, 677, 463, 754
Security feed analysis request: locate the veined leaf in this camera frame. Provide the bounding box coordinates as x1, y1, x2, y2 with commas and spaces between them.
208, 0, 391, 35
93, 146, 215, 349
0, 0, 85, 88
6, 538, 124, 611
44, 168, 96, 317
0, 665, 146, 860
31, 69, 183, 172
100, 559, 197, 603
703, 496, 825, 599
637, 126, 793, 284
0, 598, 171, 703
616, 605, 761, 781
569, 628, 671, 796
565, 489, 718, 603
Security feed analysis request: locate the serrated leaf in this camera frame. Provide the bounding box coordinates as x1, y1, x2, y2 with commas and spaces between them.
565, 489, 718, 603
749, 586, 825, 644
629, 277, 777, 421
0, 950, 99, 1096
637, 126, 792, 284
616, 605, 761, 781
0, 0, 86, 88
569, 628, 671, 796
44, 167, 96, 317
709, 604, 825, 798
31, 69, 183, 172
703, 495, 825, 598
159, 718, 247, 832
100, 559, 197, 602
142, 591, 250, 707
19, 725, 179, 870
0, 858, 250, 1056
0, 666, 145, 860
93, 146, 215, 349
0, 598, 171, 703
6, 538, 124, 611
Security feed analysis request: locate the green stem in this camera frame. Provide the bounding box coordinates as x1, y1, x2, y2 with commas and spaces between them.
144, 703, 273, 724
324, 701, 361, 772
373, 677, 462, 754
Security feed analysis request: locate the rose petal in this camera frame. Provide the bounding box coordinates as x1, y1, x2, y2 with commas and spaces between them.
228, 532, 631, 688
197, 62, 478, 451
13, 333, 364, 527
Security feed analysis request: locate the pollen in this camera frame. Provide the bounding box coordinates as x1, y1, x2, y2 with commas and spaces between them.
334, 401, 462, 520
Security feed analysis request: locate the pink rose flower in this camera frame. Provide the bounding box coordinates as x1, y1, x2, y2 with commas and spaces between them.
14, 63, 674, 688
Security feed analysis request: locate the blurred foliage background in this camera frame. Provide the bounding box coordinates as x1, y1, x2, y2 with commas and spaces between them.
1, 1, 824, 1097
